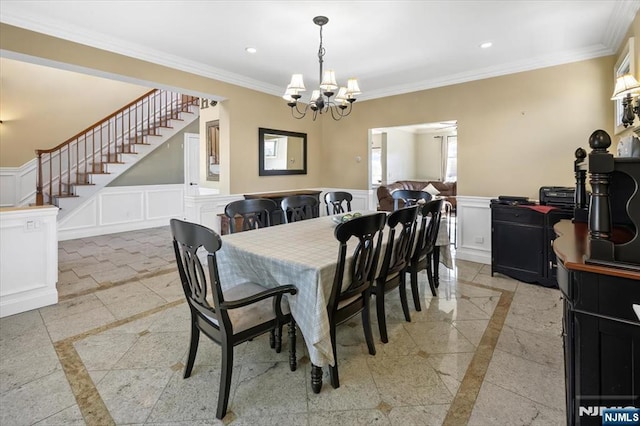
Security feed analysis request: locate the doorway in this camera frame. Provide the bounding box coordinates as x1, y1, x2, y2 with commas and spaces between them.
369, 121, 457, 189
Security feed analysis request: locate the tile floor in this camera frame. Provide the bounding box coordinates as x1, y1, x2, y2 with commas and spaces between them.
0, 226, 566, 425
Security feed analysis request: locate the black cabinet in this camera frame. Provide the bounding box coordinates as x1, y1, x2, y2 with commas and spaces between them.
491, 203, 572, 287
557, 261, 640, 425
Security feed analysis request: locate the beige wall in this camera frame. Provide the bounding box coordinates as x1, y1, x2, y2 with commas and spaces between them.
0, 58, 150, 166
3, 13, 639, 200
0, 23, 322, 196
384, 128, 416, 182
321, 57, 614, 199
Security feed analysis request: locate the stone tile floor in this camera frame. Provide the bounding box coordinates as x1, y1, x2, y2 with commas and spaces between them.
0, 226, 566, 425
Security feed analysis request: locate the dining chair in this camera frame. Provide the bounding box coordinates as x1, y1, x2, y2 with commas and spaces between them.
324, 191, 353, 215
224, 198, 278, 233
327, 212, 386, 389
281, 195, 319, 223
372, 205, 419, 343
170, 219, 298, 419
408, 199, 444, 306
391, 189, 432, 210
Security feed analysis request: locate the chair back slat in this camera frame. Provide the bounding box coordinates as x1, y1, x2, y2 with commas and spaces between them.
379, 206, 419, 279
225, 198, 278, 233
281, 195, 318, 223
391, 189, 432, 210
412, 199, 444, 261
170, 219, 228, 325
330, 213, 386, 311
324, 191, 353, 215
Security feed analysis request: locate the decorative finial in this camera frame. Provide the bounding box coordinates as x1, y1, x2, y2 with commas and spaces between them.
575, 147, 587, 159
589, 129, 611, 152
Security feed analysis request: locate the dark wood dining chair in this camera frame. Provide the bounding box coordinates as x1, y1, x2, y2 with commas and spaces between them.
170, 219, 298, 419
281, 195, 319, 223
324, 191, 353, 215
224, 198, 278, 233
408, 199, 444, 306
327, 212, 386, 389
391, 189, 432, 210
372, 205, 419, 343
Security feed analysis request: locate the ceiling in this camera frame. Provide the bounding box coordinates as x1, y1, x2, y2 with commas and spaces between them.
1, 1, 639, 102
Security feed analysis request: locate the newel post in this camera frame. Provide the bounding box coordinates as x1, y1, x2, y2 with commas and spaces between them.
587, 130, 613, 242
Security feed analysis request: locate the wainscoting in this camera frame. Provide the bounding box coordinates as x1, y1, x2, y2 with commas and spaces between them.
0, 206, 58, 317
454, 196, 493, 265
0, 159, 37, 207
58, 184, 185, 241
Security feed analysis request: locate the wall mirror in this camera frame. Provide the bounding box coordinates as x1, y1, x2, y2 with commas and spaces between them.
206, 120, 220, 181
259, 128, 307, 176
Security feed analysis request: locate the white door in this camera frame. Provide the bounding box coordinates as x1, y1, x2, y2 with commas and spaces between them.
184, 133, 200, 196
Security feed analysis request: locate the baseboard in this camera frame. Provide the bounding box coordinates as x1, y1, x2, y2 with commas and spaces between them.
454, 247, 491, 265
58, 216, 176, 241
0, 287, 58, 318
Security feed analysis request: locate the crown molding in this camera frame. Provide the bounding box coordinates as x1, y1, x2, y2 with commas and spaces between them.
360, 44, 614, 101
0, 13, 283, 96
1, 2, 637, 102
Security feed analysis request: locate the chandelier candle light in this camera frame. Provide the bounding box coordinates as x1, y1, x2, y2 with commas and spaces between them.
283, 16, 360, 121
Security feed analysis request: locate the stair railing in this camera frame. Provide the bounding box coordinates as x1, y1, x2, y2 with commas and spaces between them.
35, 89, 199, 205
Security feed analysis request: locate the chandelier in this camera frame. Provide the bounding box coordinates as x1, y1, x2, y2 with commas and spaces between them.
283, 16, 361, 121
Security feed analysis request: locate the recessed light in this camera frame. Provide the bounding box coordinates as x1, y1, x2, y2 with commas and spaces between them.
480, 42, 493, 49
245, 47, 257, 54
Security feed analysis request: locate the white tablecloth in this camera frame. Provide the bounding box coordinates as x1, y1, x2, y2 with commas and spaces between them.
215, 212, 451, 367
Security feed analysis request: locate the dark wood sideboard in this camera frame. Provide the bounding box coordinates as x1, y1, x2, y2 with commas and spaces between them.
219, 189, 322, 235
490, 203, 572, 287
553, 130, 640, 425
554, 221, 639, 426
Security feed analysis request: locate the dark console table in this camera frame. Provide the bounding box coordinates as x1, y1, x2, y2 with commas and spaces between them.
490, 203, 572, 287
554, 220, 639, 426
554, 130, 640, 425
219, 189, 322, 235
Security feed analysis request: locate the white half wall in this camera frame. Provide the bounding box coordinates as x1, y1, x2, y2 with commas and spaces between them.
455, 195, 493, 265
0, 159, 37, 207
0, 206, 59, 317
58, 184, 184, 240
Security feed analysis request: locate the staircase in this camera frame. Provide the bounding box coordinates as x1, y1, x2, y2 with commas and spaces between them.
35, 89, 200, 220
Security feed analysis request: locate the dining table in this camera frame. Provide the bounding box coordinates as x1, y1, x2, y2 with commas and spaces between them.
215, 210, 451, 392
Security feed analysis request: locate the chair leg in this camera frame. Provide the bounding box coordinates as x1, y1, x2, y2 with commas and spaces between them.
328, 325, 340, 389
398, 274, 411, 323
433, 247, 441, 288
426, 255, 437, 296
311, 364, 323, 394
363, 295, 377, 355
410, 268, 422, 311
269, 329, 275, 349
216, 343, 234, 420
275, 324, 283, 353
184, 321, 200, 379
375, 289, 389, 344
288, 319, 297, 372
